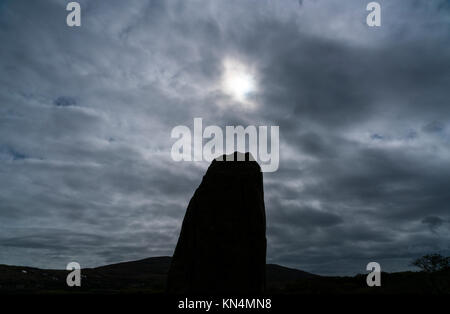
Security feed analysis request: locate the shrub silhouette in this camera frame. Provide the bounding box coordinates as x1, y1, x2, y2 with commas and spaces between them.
412, 254, 450, 272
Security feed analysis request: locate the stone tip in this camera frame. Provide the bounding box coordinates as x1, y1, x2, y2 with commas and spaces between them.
208, 151, 261, 174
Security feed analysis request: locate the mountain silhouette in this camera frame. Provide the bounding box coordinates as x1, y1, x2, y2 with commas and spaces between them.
167, 152, 267, 294
0, 256, 318, 293
2, 257, 449, 294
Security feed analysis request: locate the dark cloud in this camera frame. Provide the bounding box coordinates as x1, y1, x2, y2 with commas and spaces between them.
422, 216, 445, 233
0, 0, 449, 275
0, 146, 28, 161
422, 121, 445, 134
53, 96, 77, 107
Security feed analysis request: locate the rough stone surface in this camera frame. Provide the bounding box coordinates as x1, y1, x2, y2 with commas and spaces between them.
167, 152, 267, 294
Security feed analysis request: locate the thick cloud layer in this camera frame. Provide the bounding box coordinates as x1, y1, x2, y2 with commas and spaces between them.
0, 0, 449, 275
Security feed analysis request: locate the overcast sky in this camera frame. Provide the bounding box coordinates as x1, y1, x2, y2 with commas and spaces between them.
0, 0, 449, 276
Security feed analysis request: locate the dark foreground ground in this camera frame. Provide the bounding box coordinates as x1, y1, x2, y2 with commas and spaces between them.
0, 256, 449, 294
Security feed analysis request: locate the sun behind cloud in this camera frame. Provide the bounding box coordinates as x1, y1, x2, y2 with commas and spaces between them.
221, 58, 258, 109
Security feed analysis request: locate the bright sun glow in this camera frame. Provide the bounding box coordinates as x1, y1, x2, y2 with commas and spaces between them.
221, 58, 257, 107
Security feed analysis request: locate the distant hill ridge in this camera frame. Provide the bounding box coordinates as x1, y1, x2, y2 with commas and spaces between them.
1, 256, 449, 294
0, 256, 317, 293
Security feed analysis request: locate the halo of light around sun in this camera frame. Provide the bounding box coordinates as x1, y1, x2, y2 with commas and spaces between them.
221, 58, 257, 109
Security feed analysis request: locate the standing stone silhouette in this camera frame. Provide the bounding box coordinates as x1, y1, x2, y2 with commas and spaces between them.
167, 152, 266, 294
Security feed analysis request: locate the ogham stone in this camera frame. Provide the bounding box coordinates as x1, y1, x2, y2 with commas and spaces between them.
167, 152, 267, 294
